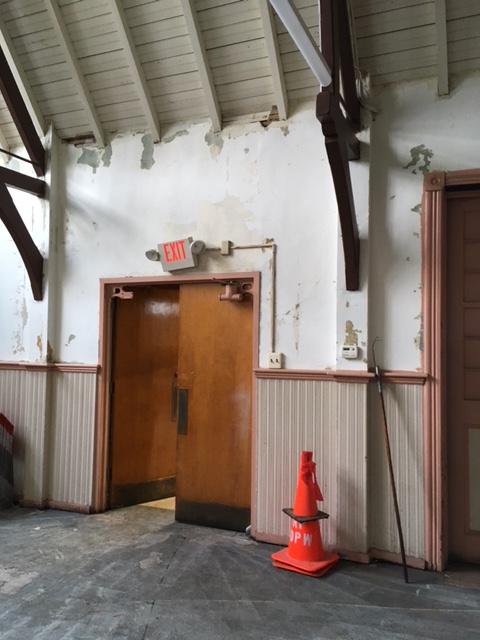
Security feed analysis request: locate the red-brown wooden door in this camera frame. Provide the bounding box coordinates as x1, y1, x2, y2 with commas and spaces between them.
109, 286, 179, 507
447, 195, 480, 563
176, 282, 253, 531
108, 281, 254, 531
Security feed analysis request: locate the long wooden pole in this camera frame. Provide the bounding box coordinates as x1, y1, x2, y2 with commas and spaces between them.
372, 338, 409, 584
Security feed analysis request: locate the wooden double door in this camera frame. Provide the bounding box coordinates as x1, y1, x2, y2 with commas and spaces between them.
108, 281, 253, 531
447, 195, 480, 563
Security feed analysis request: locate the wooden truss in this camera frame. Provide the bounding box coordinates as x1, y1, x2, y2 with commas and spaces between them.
317, 0, 361, 291
0, 46, 45, 301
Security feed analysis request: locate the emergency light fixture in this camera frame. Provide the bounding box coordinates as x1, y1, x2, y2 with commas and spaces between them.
268, 0, 332, 87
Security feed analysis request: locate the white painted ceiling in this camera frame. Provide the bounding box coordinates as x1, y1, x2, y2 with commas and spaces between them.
0, 0, 477, 149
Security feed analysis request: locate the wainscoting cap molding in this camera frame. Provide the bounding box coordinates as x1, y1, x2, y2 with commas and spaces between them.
254, 369, 427, 385
254, 369, 373, 383
0, 361, 99, 373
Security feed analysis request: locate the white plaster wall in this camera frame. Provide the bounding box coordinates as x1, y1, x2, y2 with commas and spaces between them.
54, 102, 357, 369
0, 159, 49, 363
369, 74, 480, 370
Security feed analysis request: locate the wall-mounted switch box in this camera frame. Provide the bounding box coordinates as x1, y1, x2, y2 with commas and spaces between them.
221, 240, 232, 255
341, 344, 358, 359
267, 352, 284, 368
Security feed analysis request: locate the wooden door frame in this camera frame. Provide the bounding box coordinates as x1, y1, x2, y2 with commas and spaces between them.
91, 272, 260, 514
422, 168, 480, 570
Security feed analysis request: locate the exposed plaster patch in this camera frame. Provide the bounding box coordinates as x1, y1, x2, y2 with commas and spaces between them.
280, 126, 289, 136
411, 203, 422, 214
141, 134, 155, 170
204, 130, 224, 159
12, 332, 24, 355
414, 313, 424, 351
37, 335, 43, 358
292, 300, 300, 352
102, 143, 113, 167
20, 298, 28, 329
47, 341, 54, 363
344, 320, 361, 346
66, 334, 76, 347
77, 148, 101, 173
403, 144, 434, 175
163, 129, 189, 144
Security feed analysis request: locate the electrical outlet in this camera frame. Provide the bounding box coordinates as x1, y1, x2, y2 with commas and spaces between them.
267, 352, 283, 368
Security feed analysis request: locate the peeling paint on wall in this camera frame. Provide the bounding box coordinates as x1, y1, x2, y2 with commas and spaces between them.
77, 148, 100, 173
292, 301, 300, 352
141, 134, 155, 170
37, 335, 43, 358
102, 144, 113, 167
163, 129, 189, 144
344, 320, 361, 345
66, 334, 76, 346
414, 313, 424, 351
76, 144, 112, 173
411, 203, 422, 214
403, 144, 433, 175
280, 126, 289, 137
11, 331, 25, 355
47, 341, 54, 363
204, 130, 224, 159
413, 231, 420, 239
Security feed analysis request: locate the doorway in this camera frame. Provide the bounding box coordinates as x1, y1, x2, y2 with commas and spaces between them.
446, 194, 480, 563
422, 170, 480, 570
94, 274, 259, 532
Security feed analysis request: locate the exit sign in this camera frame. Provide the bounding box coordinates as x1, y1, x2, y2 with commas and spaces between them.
158, 237, 198, 271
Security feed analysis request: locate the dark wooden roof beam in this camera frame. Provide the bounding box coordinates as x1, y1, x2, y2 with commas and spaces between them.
0, 47, 45, 176
0, 182, 43, 300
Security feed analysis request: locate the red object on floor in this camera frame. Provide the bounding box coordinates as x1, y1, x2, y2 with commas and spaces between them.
271, 451, 339, 577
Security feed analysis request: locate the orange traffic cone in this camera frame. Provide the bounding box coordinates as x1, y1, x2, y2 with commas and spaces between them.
271, 451, 339, 577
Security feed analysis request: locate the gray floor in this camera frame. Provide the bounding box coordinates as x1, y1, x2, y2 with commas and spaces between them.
0, 504, 479, 640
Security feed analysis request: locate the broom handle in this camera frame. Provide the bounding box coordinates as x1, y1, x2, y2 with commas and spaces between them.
373, 339, 409, 584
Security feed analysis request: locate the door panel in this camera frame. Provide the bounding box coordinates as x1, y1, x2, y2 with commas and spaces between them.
447, 196, 480, 563
176, 282, 253, 531
109, 286, 179, 507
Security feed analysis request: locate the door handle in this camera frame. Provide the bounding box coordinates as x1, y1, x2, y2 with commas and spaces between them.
177, 388, 188, 435
171, 372, 178, 421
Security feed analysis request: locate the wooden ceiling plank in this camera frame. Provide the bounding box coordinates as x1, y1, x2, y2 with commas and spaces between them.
45, 0, 106, 147
0, 47, 45, 176
0, 124, 9, 155
0, 13, 45, 139
109, 0, 161, 142
434, 0, 449, 95
179, 0, 222, 132
258, 0, 288, 120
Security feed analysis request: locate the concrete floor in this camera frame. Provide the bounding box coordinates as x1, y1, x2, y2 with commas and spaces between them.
0, 504, 479, 640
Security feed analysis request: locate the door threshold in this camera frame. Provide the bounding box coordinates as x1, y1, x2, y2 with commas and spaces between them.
444, 562, 480, 590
